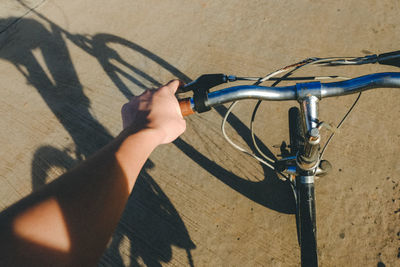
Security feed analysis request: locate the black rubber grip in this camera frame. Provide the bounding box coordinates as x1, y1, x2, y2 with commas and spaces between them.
193, 89, 211, 113
187, 74, 228, 113
378, 50, 400, 67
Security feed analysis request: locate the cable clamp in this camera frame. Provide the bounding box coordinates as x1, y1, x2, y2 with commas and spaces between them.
317, 121, 340, 134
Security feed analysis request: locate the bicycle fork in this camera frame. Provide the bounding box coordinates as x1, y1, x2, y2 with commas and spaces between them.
278, 96, 331, 267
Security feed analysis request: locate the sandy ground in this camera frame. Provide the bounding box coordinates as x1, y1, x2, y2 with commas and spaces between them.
0, 0, 399, 266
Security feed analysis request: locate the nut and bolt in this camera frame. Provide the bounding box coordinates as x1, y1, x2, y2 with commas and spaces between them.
309, 128, 320, 141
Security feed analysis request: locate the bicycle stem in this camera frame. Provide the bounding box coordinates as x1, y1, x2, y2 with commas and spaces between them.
296, 96, 321, 173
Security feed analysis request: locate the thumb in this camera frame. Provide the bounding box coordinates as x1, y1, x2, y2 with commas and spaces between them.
165, 79, 184, 94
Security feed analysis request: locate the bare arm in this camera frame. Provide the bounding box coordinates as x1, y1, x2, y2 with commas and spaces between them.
0, 80, 186, 266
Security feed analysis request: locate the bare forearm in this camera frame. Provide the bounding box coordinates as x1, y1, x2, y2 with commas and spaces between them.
0, 80, 185, 266
0, 129, 161, 266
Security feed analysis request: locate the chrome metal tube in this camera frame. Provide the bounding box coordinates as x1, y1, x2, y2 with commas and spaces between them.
301, 96, 319, 131
321, 72, 400, 98
297, 96, 321, 171
205, 85, 296, 107
300, 175, 315, 184
196, 72, 400, 110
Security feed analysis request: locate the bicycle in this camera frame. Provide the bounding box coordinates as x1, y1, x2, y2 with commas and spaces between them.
176, 51, 400, 266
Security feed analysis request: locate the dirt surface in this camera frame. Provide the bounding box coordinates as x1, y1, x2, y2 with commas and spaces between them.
0, 0, 399, 266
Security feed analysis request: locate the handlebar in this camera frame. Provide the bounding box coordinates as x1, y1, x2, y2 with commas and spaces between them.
178, 72, 400, 116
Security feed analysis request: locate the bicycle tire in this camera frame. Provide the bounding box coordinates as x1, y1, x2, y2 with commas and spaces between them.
289, 107, 318, 266
288, 107, 304, 245
297, 180, 318, 266
289, 107, 304, 155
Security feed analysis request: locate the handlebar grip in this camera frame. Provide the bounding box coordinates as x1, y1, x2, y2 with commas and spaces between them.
179, 98, 195, 117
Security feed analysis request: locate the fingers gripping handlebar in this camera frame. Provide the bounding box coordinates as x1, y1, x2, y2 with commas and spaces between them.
177, 72, 400, 116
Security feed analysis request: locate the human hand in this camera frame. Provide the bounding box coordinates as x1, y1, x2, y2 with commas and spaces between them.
121, 80, 186, 144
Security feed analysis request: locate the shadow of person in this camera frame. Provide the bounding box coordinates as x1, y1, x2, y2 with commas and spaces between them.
0, 17, 112, 159
101, 164, 195, 267
30, 145, 77, 191
87, 33, 296, 214
0, 17, 195, 266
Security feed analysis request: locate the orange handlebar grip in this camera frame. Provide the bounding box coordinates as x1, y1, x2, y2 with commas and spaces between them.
179, 98, 195, 117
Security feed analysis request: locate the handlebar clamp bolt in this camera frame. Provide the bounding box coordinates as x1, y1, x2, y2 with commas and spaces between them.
308, 128, 320, 141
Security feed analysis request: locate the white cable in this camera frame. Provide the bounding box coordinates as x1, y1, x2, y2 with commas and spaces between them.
250, 101, 276, 163
258, 69, 287, 83
221, 66, 294, 168
221, 101, 275, 170
257, 57, 352, 83
249, 68, 288, 162
221, 56, 358, 171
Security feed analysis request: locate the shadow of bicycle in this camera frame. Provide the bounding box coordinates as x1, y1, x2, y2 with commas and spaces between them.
87, 33, 296, 215
0, 16, 195, 266
0, 9, 300, 265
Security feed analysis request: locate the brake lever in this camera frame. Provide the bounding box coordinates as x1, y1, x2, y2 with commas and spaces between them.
177, 74, 230, 93
176, 74, 231, 113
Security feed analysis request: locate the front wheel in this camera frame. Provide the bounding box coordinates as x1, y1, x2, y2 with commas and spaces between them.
296, 179, 318, 266
289, 107, 318, 266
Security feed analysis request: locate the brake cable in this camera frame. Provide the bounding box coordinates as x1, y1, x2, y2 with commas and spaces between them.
221, 57, 362, 173
181, 56, 367, 175
319, 92, 362, 159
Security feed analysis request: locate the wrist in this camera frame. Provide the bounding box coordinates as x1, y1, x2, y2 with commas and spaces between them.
113, 128, 163, 189
117, 127, 165, 149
